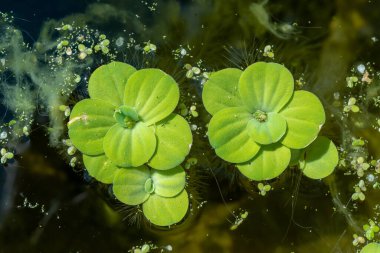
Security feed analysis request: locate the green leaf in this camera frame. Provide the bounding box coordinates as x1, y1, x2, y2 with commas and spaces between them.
68, 99, 116, 155
83, 154, 119, 184
360, 243, 380, 253
143, 190, 189, 226
202, 68, 244, 115
208, 107, 260, 163
103, 123, 156, 167
88, 61, 136, 106
239, 62, 294, 113
301, 136, 338, 179
112, 166, 151, 205
246, 112, 287, 145
237, 143, 290, 180
124, 69, 179, 126
148, 114, 192, 170
280, 90, 325, 149
151, 166, 186, 197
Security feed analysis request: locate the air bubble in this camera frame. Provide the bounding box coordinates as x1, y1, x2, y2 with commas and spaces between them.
0, 131, 7, 139
357, 64, 365, 74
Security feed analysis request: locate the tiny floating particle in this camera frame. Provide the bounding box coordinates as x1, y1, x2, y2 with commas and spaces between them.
78, 44, 86, 52
352, 138, 365, 146
61, 24, 72, 31
185, 157, 198, 169
65, 47, 72, 56
164, 245, 173, 251
263, 45, 274, 59
352, 234, 365, 246
67, 146, 77, 156
192, 67, 200, 75
366, 174, 375, 182
344, 97, 359, 113
346, 76, 358, 88
115, 37, 124, 47
178, 103, 188, 116
362, 71, 372, 84
64, 107, 71, 117
141, 244, 150, 253
69, 157, 77, 167
230, 210, 249, 231
22, 126, 29, 136
258, 183, 271, 196
143, 42, 157, 53
1, 148, 14, 164
74, 74, 81, 83
357, 64, 365, 74
0, 131, 7, 139
78, 52, 87, 60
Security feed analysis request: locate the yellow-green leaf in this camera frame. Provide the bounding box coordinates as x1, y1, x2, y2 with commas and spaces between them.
83, 154, 119, 184
124, 69, 179, 126
148, 114, 192, 170
68, 99, 116, 155
142, 190, 189, 226
237, 143, 290, 181
112, 166, 151, 205
88, 61, 136, 106
103, 123, 156, 167
280, 91, 325, 149
208, 107, 260, 163
239, 62, 294, 113
151, 166, 186, 197
202, 68, 243, 115
301, 136, 338, 179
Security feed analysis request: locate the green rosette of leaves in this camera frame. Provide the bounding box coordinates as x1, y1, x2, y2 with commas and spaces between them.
68, 61, 192, 226
113, 165, 188, 227
202, 62, 338, 180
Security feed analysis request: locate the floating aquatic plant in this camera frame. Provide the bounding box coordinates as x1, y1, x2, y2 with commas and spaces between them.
360, 242, 380, 253
363, 220, 380, 240
113, 165, 188, 226
202, 62, 338, 180
68, 61, 192, 226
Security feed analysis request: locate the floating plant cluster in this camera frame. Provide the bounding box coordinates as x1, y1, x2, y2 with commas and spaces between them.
202, 62, 338, 181
1, 5, 380, 252
68, 62, 192, 226
63, 60, 340, 226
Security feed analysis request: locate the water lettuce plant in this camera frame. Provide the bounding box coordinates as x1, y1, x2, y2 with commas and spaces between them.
202, 62, 338, 180
360, 242, 380, 253
68, 61, 192, 226
113, 165, 188, 226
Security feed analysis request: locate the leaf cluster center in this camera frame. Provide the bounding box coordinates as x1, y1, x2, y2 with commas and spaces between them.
253, 110, 268, 122
114, 105, 140, 129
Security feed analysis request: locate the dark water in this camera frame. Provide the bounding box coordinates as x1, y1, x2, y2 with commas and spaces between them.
1, 0, 380, 252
